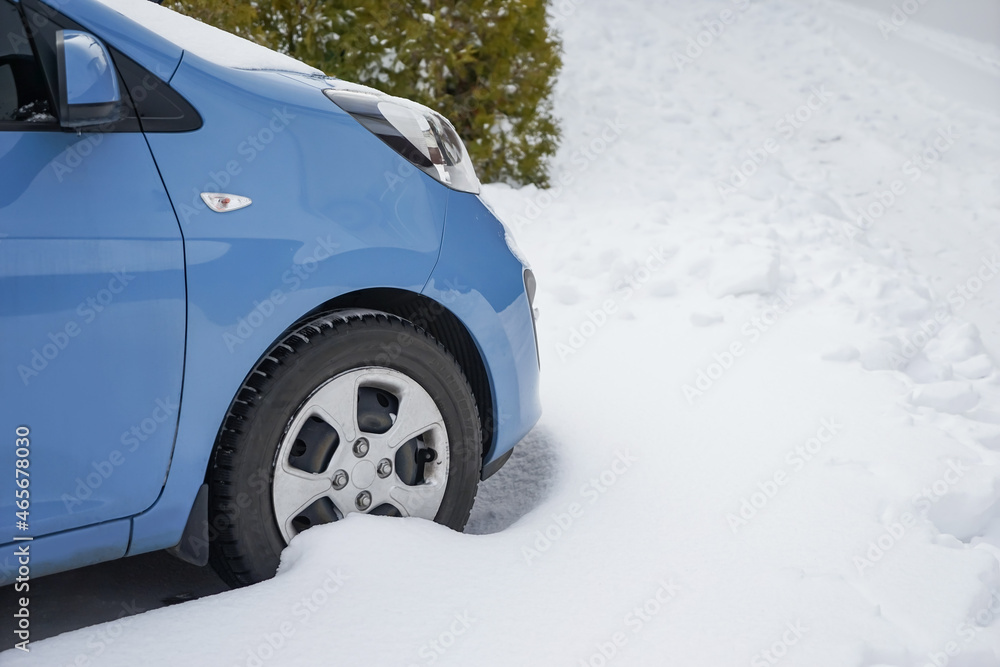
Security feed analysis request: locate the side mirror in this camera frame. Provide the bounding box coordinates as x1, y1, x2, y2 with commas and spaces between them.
56, 30, 122, 129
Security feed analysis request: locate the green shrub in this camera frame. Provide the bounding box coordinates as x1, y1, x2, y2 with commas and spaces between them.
167, 0, 562, 186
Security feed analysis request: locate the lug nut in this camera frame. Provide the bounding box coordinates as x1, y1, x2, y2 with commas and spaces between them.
331, 469, 348, 490
355, 491, 372, 511
353, 438, 369, 458
377, 458, 392, 478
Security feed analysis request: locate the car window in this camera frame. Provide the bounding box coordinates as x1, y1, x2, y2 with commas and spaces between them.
0, 0, 55, 123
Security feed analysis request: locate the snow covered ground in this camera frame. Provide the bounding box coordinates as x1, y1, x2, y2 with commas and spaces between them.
7, 0, 1000, 665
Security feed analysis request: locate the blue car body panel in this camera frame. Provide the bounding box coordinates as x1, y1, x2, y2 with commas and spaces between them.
0, 0, 541, 581
0, 519, 130, 583
0, 130, 186, 547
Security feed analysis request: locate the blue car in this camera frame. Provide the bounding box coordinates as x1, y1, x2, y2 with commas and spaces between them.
0, 0, 540, 587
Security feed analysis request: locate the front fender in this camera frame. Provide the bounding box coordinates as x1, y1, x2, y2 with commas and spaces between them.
127, 53, 451, 556
423, 191, 542, 468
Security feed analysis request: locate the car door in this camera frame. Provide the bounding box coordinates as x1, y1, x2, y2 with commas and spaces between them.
0, 0, 186, 543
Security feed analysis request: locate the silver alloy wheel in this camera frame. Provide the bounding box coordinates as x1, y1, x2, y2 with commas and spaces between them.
271, 367, 450, 543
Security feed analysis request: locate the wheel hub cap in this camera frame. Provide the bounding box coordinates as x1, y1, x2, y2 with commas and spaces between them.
271, 367, 449, 543
351, 460, 376, 489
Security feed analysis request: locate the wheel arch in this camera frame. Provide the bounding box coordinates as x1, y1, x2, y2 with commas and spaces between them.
206, 287, 496, 481
296, 289, 496, 466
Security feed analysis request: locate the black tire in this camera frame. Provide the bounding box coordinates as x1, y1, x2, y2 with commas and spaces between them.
207, 310, 482, 587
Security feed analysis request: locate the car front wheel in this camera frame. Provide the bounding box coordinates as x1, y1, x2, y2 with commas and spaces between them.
207, 310, 482, 587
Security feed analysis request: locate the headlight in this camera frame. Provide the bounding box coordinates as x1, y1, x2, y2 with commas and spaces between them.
323, 83, 481, 194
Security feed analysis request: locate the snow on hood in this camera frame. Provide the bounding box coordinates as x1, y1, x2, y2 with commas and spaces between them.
94, 0, 323, 75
